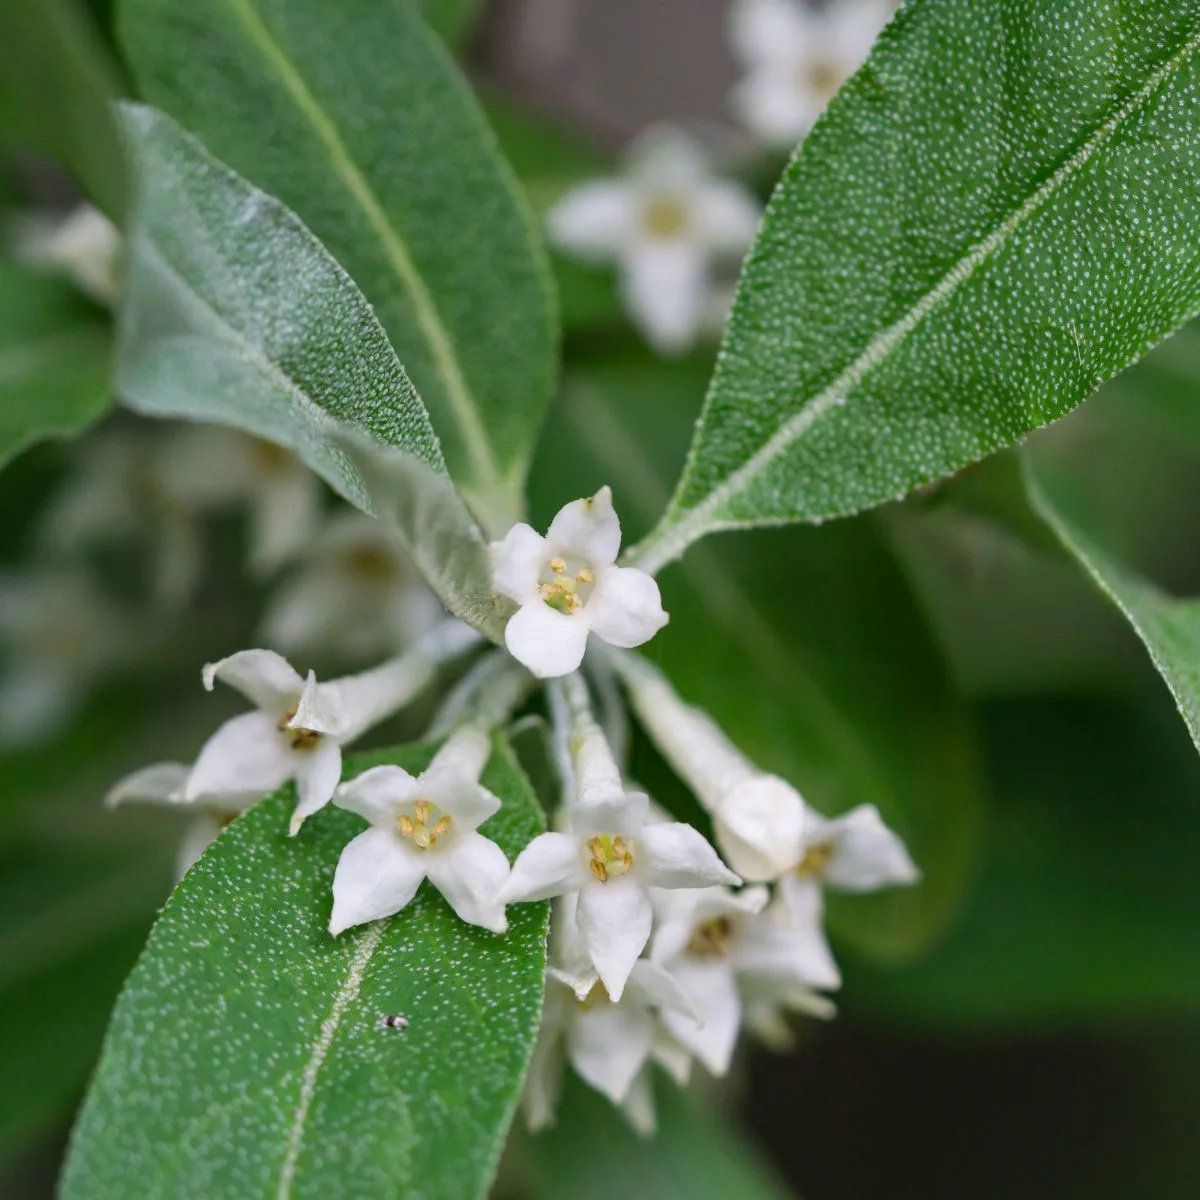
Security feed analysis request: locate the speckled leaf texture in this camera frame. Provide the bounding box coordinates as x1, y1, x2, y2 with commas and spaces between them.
633, 0, 1200, 574
1025, 449, 1200, 756
60, 740, 549, 1200
116, 104, 505, 642
118, 0, 556, 533
0, 265, 111, 467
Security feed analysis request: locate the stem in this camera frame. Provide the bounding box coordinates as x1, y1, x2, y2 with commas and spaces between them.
427, 649, 534, 738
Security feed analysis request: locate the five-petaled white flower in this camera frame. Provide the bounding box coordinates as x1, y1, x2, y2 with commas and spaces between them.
730, 0, 891, 147
613, 651, 809, 881
491, 486, 668, 679
328, 727, 510, 935
497, 788, 739, 1001
650, 884, 839, 1077
778, 802, 918, 925
546, 128, 760, 354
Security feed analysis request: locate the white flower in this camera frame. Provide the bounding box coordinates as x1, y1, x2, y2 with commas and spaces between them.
491, 487, 668, 679
159, 425, 325, 576
261, 511, 443, 662
649, 884, 839, 1076
778, 802, 918, 923
498, 789, 738, 1000
11, 203, 122, 305
547, 128, 760, 354
328, 726, 510, 935
0, 568, 135, 746
730, 0, 891, 147
613, 651, 809, 881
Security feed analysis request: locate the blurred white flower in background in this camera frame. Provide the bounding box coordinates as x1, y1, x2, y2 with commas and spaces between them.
261, 511, 442, 664
546, 128, 760, 354
10, 202, 123, 306
0, 568, 136, 746
730, 0, 892, 147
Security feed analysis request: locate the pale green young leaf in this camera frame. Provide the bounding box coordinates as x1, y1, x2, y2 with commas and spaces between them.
119, 0, 556, 531
0, 266, 111, 468
633, 1, 1200, 574
116, 104, 504, 641
60, 739, 549, 1200
0, 0, 127, 217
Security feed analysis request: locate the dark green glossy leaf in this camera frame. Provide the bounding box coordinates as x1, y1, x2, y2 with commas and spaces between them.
633, 2, 1200, 573
530, 352, 981, 961
0, 265, 111, 468
120, 0, 556, 530
61, 739, 549, 1200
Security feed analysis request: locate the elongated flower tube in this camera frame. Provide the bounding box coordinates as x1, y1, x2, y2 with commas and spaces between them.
610, 650, 809, 882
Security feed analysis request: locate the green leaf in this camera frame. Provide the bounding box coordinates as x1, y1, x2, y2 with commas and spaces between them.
850, 692, 1200, 1024
61, 738, 549, 1200
0, 265, 112, 467
1024, 435, 1200, 754
116, 103, 504, 641
413, 0, 484, 46
521, 1072, 791, 1200
632, 2, 1200, 574
531, 352, 981, 960
119, 0, 557, 530
0, 0, 126, 217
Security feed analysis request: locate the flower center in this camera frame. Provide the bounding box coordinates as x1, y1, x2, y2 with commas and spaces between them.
800, 56, 844, 102
797, 841, 835, 878
587, 834, 634, 883
538, 556, 595, 616
397, 798, 453, 850
686, 916, 734, 959
250, 437, 294, 474
345, 546, 399, 583
640, 194, 690, 239
278, 707, 322, 750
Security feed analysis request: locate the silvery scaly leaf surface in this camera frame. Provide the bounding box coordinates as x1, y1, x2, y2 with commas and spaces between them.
0, 265, 111, 467
632, 0, 1200, 574
119, 0, 556, 532
60, 740, 549, 1200
115, 104, 503, 641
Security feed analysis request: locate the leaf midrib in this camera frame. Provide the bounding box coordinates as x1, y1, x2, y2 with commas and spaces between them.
632, 22, 1200, 576
215, 0, 503, 501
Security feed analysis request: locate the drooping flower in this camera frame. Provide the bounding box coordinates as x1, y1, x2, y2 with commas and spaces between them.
612, 651, 809, 882
649, 884, 840, 1076
778, 802, 919, 925
490, 487, 668, 679
107, 623, 481, 838
11, 202, 122, 305
328, 726, 510, 935
730, 0, 891, 147
546, 128, 760, 354
261, 511, 443, 663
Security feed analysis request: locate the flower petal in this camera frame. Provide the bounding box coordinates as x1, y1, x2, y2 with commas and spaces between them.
730, 0, 811, 67
620, 238, 709, 355
696, 179, 761, 253
626, 959, 697, 1019
659, 958, 742, 1077
504, 602, 590, 679
741, 882, 842, 990
328, 827, 426, 935
248, 463, 322, 575
545, 486, 622, 566
585, 566, 669, 649
714, 775, 808, 882
289, 737, 344, 834
570, 790, 650, 839
202, 649, 303, 714
498, 832, 588, 904
334, 764, 420, 826
567, 995, 652, 1104
638, 821, 740, 889
823, 805, 920, 891
426, 831, 511, 933
490, 522, 547, 605
185, 711, 295, 808
731, 70, 815, 148
577, 875, 653, 1001
618, 1068, 657, 1137
175, 812, 227, 879
546, 181, 635, 261
105, 762, 191, 809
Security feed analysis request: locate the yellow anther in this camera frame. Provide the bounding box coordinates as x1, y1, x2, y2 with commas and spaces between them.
587, 834, 635, 884
797, 841, 835, 878
575, 567, 594, 584
804, 58, 842, 101
686, 916, 734, 959
396, 799, 452, 850
641, 195, 690, 238
277, 707, 322, 749
538, 555, 595, 615
549, 557, 567, 576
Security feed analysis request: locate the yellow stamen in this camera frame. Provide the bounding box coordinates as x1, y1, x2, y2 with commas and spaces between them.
686, 916, 734, 959
396, 798, 452, 850
538, 555, 595, 615
641, 195, 690, 238
587, 834, 635, 884
797, 842, 835, 878
277, 707, 321, 749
